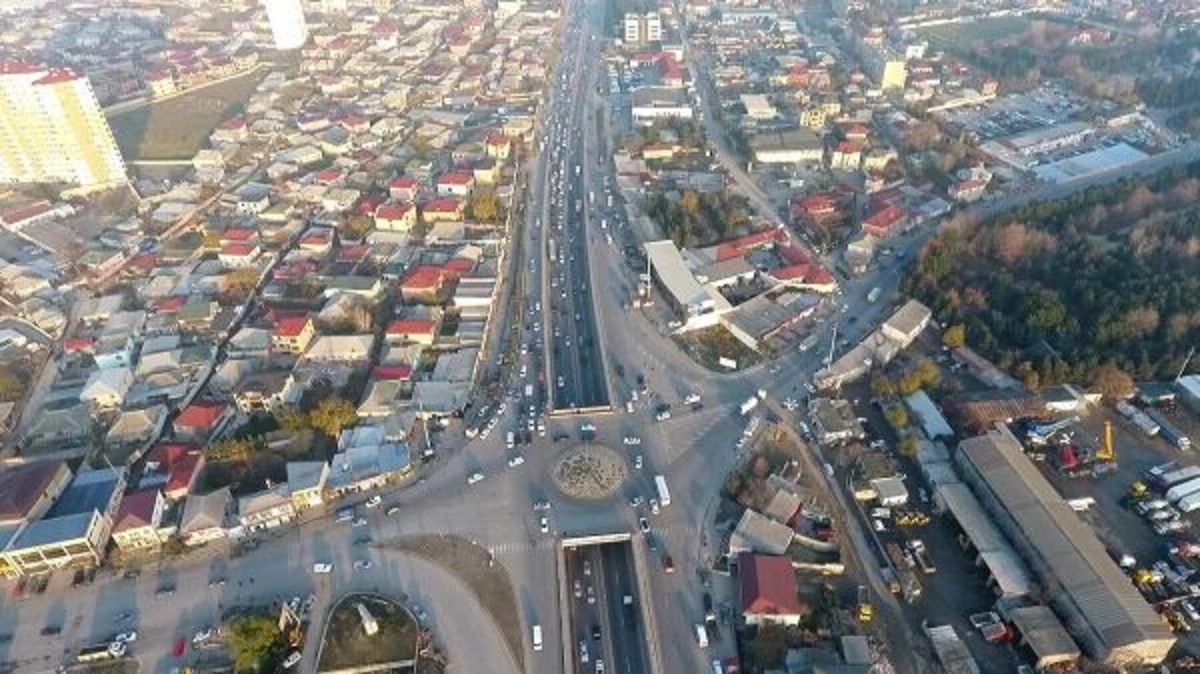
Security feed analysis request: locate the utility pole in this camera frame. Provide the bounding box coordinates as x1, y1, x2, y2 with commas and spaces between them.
1176, 347, 1195, 382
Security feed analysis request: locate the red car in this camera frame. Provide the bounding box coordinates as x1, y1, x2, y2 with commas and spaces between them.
172, 638, 187, 658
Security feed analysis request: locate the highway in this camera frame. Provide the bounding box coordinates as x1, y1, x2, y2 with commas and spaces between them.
565, 542, 649, 674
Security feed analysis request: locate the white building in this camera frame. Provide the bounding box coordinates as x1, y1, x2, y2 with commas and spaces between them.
623, 12, 662, 45
264, 0, 309, 50
0, 63, 127, 191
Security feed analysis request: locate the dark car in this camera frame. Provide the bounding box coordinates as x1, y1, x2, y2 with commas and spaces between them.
40, 625, 61, 636
592, 624, 601, 641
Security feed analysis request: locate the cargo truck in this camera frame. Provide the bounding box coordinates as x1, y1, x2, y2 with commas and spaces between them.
1146, 409, 1193, 451
884, 543, 922, 602
1179, 493, 1200, 514
654, 475, 671, 507
1151, 464, 1200, 489
1167, 477, 1200, 504
739, 389, 766, 416
908, 540, 937, 574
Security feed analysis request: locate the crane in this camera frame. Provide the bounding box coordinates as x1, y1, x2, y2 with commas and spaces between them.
1093, 419, 1119, 476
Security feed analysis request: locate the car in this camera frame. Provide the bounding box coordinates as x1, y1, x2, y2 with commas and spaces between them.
353, 559, 373, 571
192, 628, 213, 644
537, 421, 547, 436
1183, 601, 1200, 622
650, 498, 660, 515
313, 563, 333, 573
574, 579, 583, 599
114, 631, 138, 643
508, 455, 526, 468
156, 585, 175, 597
662, 554, 675, 573
107, 641, 128, 657
540, 516, 550, 533
580, 641, 589, 664
655, 410, 671, 421
116, 612, 134, 623
634, 455, 643, 470
533, 499, 552, 511
467, 472, 485, 485
557, 376, 565, 388
172, 638, 186, 657
352, 517, 368, 527
683, 393, 701, 405
595, 660, 605, 673
583, 561, 592, 576
623, 436, 641, 446
386, 505, 401, 516
40, 625, 61, 636
586, 585, 595, 605
283, 651, 303, 669
592, 624, 601, 641
639, 517, 650, 533
365, 495, 382, 509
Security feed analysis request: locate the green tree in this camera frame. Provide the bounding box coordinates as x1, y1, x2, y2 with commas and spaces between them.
870, 374, 896, 398
309, 396, 358, 438
749, 623, 790, 669
679, 190, 701, 218
942, 324, 966, 349
277, 410, 310, 433
897, 434, 919, 458
884, 405, 909, 429
225, 614, 282, 673
343, 216, 373, 241
226, 268, 260, 299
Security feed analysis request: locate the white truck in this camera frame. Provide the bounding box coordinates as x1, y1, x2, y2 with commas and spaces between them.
1167, 477, 1200, 504
654, 475, 671, 508
739, 389, 766, 416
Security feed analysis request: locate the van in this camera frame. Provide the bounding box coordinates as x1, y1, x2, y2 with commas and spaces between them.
695, 624, 709, 648
712, 661, 724, 674
531, 624, 543, 652
506, 431, 515, 449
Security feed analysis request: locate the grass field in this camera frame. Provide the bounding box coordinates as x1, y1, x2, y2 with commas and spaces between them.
317, 595, 417, 672
109, 68, 265, 161
915, 16, 1032, 53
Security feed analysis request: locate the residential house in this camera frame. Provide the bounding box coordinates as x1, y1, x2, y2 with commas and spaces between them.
388, 176, 418, 201
80, 367, 134, 411
436, 171, 476, 197
23, 405, 91, 452
830, 142, 862, 171
326, 442, 412, 497
237, 484, 295, 532
219, 243, 262, 268
110, 489, 166, 553
385, 318, 439, 346
106, 405, 167, 448
140, 443, 205, 500
400, 266, 451, 304
234, 370, 300, 414
861, 205, 907, 238
173, 401, 232, 442
422, 197, 465, 223
738, 552, 804, 626
286, 461, 329, 511
179, 488, 231, 547
302, 334, 374, 364
272, 314, 316, 354
374, 202, 417, 232
0, 461, 71, 528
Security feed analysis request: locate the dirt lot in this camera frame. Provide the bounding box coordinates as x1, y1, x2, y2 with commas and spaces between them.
385, 535, 523, 674
109, 69, 266, 160
317, 594, 417, 672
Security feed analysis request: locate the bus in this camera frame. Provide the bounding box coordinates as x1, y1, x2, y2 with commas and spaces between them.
654, 475, 671, 508
548, 239, 557, 263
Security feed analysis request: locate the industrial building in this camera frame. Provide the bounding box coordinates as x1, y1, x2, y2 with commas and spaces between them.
955, 428, 1175, 665
643, 240, 724, 330
815, 300, 931, 389
630, 87, 692, 125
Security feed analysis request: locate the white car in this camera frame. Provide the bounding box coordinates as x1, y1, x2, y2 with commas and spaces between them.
540, 516, 550, 533
586, 586, 596, 605
508, 455, 526, 468
581, 422, 597, 433
365, 495, 382, 509
107, 642, 127, 658
538, 421, 547, 437
312, 563, 333, 574
634, 455, 643, 470
622, 436, 641, 446
650, 499, 660, 515
351, 517, 367, 528
683, 393, 701, 405
192, 628, 213, 644
655, 410, 671, 422
283, 652, 302, 669
467, 472, 485, 485
113, 631, 138, 643
353, 559, 373, 571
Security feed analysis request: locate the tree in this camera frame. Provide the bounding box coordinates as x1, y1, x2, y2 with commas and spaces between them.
749, 623, 790, 669
0, 369, 25, 402
225, 614, 282, 673
470, 190, 501, 223
942, 324, 966, 349
343, 216, 373, 241
277, 410, 310, 433
870, 374, 896, 398
884, 405, 909, 429
1091, 363, 1135, 401
308, 396, 358, 438
897, 434, 919, 458
226, 268, 260, 299
679, 190, 701, 218
208, 438, 256, 463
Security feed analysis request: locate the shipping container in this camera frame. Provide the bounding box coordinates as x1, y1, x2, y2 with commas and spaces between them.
1153, 465, 1200, 489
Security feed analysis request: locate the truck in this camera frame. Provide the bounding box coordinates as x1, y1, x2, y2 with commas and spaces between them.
1166, 477, 1200, 504
655, 475, 671, 507
884, 543, 922, 602
1179, 493, 1200, 514
739, 389, 766, 416
1117, 401, 1161, 437
1150, 464, 1200, 489
856, 586, 873, 623
1146, 409, 1193, 451
77, 644, 121, 664
908, 540, 937, 574
867, 287, 881, 303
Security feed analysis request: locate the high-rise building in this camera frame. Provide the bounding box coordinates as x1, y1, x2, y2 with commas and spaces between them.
264, 0, 308, 51
0, 62, 127, 192
623, 12, 662, 45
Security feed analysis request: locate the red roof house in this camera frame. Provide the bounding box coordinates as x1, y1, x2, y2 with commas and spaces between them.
861, 205, 907, 238
173, 401, 231, 441
385, 318, 439, 345
738, 553, 803, 625
143, 442, 205, 500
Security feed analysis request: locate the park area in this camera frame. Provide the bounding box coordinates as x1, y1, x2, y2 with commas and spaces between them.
317, 595, 418, 673
914, 16, 1032, 53
108, 69, 265, 160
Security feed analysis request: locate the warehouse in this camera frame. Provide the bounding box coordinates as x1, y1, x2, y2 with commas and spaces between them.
956, 428, 1175, 665
643, 240, 725, 330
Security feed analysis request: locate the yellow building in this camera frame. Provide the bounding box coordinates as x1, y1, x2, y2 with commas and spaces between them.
880, 59, 907, 91
0, 62, 127, 192
800, 108, 826, 129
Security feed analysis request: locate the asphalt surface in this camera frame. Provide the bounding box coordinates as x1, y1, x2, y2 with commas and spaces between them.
564, 542, 649, 674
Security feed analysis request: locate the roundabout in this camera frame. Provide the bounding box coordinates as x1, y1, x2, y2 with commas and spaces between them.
550, 443, 629, 500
